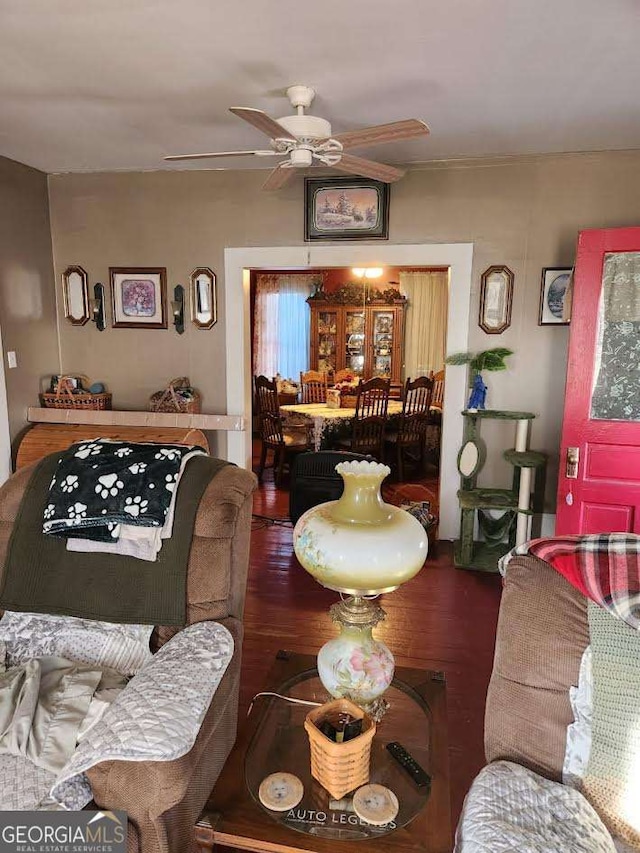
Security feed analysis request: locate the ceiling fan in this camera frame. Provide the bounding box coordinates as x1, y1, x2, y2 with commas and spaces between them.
164, 85, 430, 191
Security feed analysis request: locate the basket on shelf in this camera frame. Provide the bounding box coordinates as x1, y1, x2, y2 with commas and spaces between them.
149, 377, 201, 414
304, 698, 376, 799
40, 375, 112, 411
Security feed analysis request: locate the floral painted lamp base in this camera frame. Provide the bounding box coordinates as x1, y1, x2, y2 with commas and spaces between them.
293, 460, 428, 720
317, 596, 394, 721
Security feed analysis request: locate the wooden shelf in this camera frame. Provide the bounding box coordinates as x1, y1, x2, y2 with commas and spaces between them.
27, 407, 245, 432
462, 409, 536, 420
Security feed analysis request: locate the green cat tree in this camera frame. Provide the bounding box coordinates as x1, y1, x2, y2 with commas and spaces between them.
446, 350, 547, 571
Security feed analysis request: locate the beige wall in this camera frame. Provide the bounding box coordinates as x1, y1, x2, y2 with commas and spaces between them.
48, 150, 640, 507
0, 156, 58, 447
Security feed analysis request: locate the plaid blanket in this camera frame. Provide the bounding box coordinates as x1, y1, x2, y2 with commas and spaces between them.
499, 534, 640, 630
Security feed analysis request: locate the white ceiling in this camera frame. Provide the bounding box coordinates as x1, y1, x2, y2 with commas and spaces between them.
1, 0, 639, 174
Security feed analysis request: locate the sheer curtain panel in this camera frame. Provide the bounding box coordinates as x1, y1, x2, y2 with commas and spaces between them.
253, 275, 280, 378
277, 275, 313, 380
253, 274, 315, 380
399, 270, 449, 378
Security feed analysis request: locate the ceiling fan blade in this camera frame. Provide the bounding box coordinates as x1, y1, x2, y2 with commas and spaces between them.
332, 153, 405, 183
262, 165, 296, 191
331, 119, 430, 150
230, 107, 296, 141
164, 150, 277, 162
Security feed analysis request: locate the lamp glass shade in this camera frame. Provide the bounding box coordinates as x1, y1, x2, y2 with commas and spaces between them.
293, 461, 427, 595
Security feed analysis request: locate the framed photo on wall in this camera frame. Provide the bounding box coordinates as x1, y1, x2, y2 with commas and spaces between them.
539, 267, 572, 326
110, 267, 167, 329
304, 177, 389, 241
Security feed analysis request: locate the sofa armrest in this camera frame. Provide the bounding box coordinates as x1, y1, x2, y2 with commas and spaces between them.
84, 617, 242, 853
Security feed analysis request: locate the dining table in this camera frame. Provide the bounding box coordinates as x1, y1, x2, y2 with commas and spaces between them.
280, 400, 404, 451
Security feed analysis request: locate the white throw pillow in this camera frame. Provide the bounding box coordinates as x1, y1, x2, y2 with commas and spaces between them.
0, 611, 153, 676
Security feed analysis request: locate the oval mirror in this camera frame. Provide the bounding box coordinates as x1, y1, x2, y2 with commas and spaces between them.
457, 439, 485, 479
191, 267, 217, 329
62, 266, 89, 325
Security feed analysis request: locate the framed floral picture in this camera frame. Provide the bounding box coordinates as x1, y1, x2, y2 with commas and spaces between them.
304, 177, 389, 241
539, 267, 572, 326
110, 267, 167, 329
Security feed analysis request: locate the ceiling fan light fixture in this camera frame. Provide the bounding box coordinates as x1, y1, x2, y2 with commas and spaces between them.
166, 84, 430, 189
290, 148, 313, 168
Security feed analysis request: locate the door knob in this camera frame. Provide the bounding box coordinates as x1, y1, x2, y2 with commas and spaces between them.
566, 446, 579, 479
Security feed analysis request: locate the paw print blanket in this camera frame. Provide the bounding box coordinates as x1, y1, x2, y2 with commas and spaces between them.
43, 440, 202, 541
0, 451, 229, 625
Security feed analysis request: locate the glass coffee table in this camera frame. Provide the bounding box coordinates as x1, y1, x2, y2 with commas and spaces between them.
196, 651, 451, 853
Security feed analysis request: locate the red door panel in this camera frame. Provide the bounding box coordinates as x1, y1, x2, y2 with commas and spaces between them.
557, 227, 640, 534
580, 502, 635, 534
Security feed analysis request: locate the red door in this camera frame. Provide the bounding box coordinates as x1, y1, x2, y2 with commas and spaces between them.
557, 227, 640, 534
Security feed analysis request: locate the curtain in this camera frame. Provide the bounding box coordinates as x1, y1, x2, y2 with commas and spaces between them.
399, 270, 449, 378
253, 275, 280, 378
253, 274, 315, 380
278, 275, 313, 379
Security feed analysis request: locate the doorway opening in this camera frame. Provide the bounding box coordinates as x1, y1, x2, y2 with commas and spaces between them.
224, 243, 474, 540
249, 265, 448, 523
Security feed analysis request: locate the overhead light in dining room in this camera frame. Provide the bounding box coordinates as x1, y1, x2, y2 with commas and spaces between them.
352, 267, 384, 279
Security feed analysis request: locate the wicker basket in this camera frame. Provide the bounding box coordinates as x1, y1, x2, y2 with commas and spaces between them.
40, 376, 112, 411
340, 394, 358, 409
149, 377, 201, 414
304, 698, 376, 799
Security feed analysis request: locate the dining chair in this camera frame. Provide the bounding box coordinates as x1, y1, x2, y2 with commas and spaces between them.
300, 370, 329, 403
335, 377, 391, 460
254, 375, 310, 486
384, 375, 434, 481
430, 369, 445, 414
427, 368, 445, 470
334, 368, 357, 384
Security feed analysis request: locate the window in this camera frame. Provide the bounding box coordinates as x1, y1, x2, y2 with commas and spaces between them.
253, 274, 316, 379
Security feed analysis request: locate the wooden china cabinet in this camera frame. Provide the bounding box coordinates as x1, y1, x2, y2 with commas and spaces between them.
308, 290, 406, 384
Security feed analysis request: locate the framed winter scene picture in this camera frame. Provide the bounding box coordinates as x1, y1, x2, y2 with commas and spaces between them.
539, 267, 572, 326
304, 177, 389, 241
110, 267, 167, 329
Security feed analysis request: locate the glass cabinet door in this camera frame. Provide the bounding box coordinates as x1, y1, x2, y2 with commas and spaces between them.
317, 310, 338, 374
372, 310, 394, 378
344, 310, 366, 376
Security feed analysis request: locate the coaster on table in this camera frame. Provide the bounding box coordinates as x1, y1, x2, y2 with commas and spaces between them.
258, 772, 304, 811
353, 783, 399, 826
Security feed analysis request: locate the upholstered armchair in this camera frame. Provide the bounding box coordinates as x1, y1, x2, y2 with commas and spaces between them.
0, 459, 257, 853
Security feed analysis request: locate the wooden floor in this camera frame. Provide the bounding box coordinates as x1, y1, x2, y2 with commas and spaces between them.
238, 456, 503, 834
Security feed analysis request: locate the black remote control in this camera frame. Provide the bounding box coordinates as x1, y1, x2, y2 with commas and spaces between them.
386, 742, 431, 788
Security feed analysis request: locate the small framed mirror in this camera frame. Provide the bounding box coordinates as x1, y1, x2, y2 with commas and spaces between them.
479, 265, 514, 334
190, 267, 217, 329
62, 266, 89, 325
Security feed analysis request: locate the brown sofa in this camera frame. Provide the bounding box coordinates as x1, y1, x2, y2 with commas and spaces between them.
455, 553, 631, 851
484, 552, 589, 779
0, 460, 257, 853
